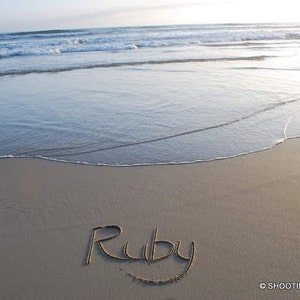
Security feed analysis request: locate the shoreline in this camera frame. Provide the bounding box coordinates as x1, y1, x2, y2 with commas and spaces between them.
0, 136, 296, 168
1, 138, 300, 299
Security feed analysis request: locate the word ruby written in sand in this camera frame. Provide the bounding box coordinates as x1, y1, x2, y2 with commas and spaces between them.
86, 225, 196, 285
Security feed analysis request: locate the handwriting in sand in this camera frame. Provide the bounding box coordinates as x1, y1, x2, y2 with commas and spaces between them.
86, 225, 195, 285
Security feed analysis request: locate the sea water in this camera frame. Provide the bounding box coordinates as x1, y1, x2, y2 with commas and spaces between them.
1, 23, 300, 165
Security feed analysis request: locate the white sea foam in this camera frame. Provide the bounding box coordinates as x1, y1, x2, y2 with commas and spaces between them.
1, 23, 300, 59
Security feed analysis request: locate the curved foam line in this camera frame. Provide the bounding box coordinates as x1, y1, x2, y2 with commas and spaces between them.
1, 136, 300, 167
284, 116, 294, 139
30, 97, 300, 158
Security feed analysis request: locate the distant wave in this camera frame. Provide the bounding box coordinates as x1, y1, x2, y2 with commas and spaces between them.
0, 35, 298, 59
20, 97, 300, 158
0, 42, 139, 58
8, 29, 85, 35
0, 55, 272, 77
1, 23, 300, 59
0, 29, 88, 40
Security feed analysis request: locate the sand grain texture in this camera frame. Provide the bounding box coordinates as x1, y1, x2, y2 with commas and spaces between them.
1, 139, 300, 299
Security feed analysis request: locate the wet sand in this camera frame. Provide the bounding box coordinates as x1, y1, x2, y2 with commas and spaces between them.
1, 139, 300, 299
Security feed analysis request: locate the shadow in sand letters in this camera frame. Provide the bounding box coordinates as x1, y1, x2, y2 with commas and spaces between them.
86, 225, 196, 285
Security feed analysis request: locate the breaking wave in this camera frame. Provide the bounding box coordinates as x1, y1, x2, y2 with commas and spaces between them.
1, 23, 300, 59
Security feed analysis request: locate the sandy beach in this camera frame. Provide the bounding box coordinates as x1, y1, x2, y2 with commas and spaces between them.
1, 139, 300, 299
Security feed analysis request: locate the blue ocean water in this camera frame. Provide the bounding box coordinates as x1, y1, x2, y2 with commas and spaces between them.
1, 23, 300, 165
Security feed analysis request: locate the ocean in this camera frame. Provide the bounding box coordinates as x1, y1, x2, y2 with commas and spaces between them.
1, 23, 300, 166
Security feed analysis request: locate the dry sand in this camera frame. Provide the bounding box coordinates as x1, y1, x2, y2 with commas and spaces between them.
1, 139, 300, 299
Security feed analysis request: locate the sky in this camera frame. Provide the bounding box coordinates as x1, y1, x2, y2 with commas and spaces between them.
0, 0, 300, 33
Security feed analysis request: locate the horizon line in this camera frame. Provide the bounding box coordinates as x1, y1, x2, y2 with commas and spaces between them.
1, 21, 300, 35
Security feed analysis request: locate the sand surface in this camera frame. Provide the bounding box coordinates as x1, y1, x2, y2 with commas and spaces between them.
1, 139, 300, 299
